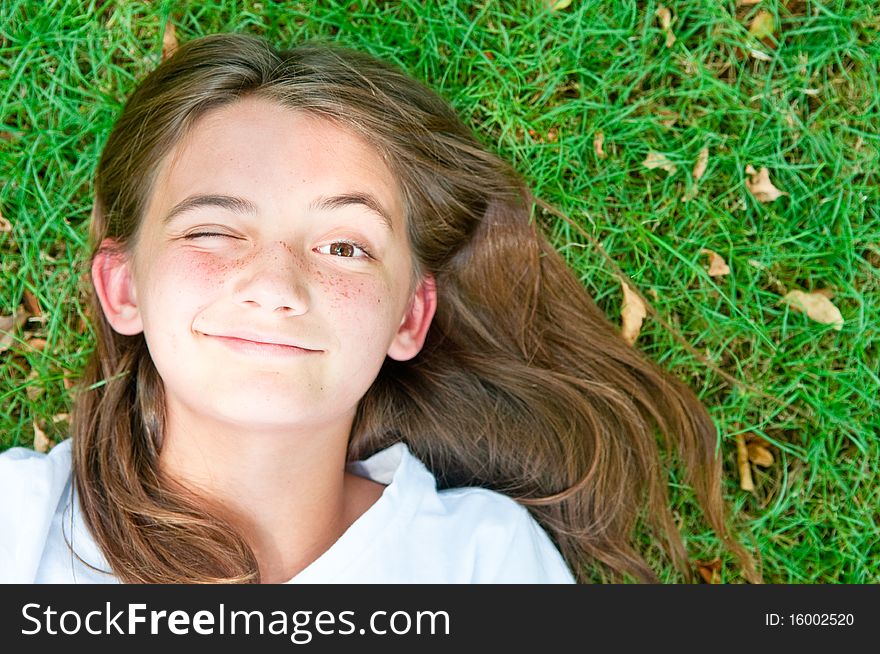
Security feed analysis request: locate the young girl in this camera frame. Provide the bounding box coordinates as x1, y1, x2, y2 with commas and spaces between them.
0, 32, 759, 584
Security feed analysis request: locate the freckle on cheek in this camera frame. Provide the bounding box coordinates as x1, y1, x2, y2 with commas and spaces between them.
323, 277, 373, 304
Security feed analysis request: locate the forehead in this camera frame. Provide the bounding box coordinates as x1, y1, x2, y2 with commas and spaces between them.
146, 96, 403, 224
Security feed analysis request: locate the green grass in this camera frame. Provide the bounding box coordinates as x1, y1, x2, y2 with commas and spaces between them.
1, 0, 877, 583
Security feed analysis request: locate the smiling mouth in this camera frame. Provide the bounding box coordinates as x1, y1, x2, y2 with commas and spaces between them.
205, 334, 322, 356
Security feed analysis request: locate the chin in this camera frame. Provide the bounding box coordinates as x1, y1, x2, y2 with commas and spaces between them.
215, 397, 337, 426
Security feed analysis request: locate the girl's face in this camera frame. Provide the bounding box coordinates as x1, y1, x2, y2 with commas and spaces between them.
98, 96, 434, 432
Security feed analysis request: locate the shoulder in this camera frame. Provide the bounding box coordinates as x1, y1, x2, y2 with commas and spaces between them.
432, 485, 576, 583
363, 444, 576, 583
0, 437, 73, 500
0, 438, 74, 582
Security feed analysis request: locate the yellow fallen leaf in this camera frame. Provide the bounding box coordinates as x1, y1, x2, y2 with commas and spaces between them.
656, 6, 671, 29
745, 433, 774, 467
643, 151, 676, 174
745, 165, 786, 202
162, 20, 178, 61
735, 433, 754, 492
749, 10, 775, 40
696, 558, 721, 584
656, 6, 676, 48
693, 146, 709, 181
619, 279, 647, 345
782, 290, 844, 330
594, 131, 607, 159
701, 249, 730, 276
748, 442, 774, 467
33, 420, 53, 453
550, 0, 573, 10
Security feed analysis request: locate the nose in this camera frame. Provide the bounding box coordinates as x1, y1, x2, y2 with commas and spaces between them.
234, 240, 309, 315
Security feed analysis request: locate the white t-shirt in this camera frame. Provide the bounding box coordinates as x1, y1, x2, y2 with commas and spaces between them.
0, 438, 575, 583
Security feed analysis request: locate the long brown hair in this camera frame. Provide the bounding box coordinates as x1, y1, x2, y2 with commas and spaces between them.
73, 32, 760, 583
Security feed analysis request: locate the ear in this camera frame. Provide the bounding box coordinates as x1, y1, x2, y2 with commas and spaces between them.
91, 238, 144, 336
387, 274, 437, 362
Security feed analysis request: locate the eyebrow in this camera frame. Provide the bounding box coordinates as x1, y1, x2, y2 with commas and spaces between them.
161, 192, 394, 232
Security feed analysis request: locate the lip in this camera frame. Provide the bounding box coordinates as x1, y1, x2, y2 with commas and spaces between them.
200, 331, 322, 356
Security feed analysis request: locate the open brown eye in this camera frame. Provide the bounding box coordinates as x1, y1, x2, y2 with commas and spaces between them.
316, 240, 370, 258
329, 242, 356, 257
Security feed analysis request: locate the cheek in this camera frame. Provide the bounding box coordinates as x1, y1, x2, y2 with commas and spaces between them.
187, 258, 233, 290
318, 271, 398, 333
144, 252, 233, 316
319, 269, 385, 308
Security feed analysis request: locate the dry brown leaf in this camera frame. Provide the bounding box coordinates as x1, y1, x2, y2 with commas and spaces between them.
656, 6, 672, 28
745, 165, 786, 202
0, 307, 28, 353
696, 558, 721, 584
744, 433, 775, 467
22, 289, 41, 317
26, 369, 42, 401
33, 420, 53, 453
593, 131, 607, 159
0, 208, 10, 233
749, 10, 775, 40
782, 290, 844, 330
737, 0, 763, 5
161, 20, 178, 61
619, 279, 647, 345
656, 7, 676, 47
701, 249, 730, 277
26, 337, 48, 351
735, 433, 755, 491
747, 443, 775, 467
693, 146, 709, 181
643, 151, 676, 174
